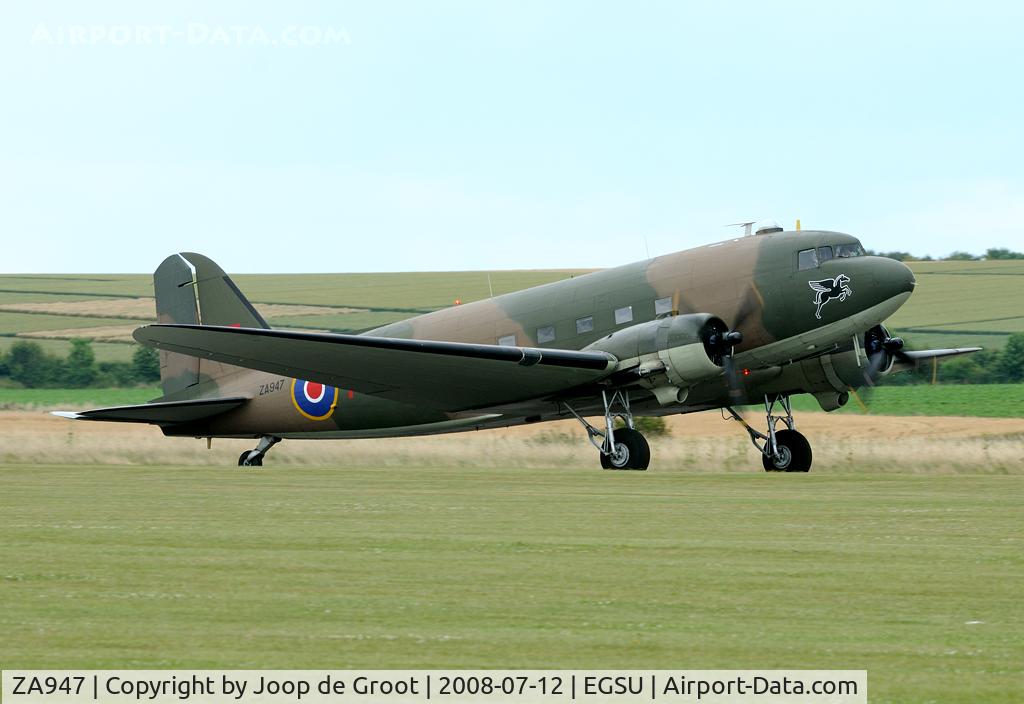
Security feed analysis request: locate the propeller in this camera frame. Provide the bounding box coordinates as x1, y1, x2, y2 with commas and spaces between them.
852, 324, 921, 413
861, 324, 908, 387
703, 321, 746, 407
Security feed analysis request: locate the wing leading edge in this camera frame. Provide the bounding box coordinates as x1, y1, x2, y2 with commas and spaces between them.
133, 324, 617, 412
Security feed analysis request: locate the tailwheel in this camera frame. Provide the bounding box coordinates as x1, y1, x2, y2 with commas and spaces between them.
761, 429, 812, 473
237, 435, 280, 467
237, 451, 263, 467
599, 428, 651, 471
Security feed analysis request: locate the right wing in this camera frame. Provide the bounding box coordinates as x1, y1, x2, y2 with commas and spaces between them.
134, 324, 617, 412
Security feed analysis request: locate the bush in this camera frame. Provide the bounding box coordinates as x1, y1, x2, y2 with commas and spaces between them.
65, 338, 98, 387
97, 361, 138, 387
132, 345, 161, 383
616, 415, 670, 437
5, 341, 64, 388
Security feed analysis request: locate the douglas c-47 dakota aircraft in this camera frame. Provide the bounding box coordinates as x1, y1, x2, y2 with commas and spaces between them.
56, 223, 979, 472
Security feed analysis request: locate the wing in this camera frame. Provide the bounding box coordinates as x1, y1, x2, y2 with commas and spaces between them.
133, 324, 617, 412
807, 280, 831, 293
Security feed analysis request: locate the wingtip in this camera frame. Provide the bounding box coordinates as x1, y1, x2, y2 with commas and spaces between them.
51, 411, 83, 420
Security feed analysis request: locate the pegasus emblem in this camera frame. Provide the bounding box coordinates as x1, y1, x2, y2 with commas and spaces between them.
808, 274, 852, 319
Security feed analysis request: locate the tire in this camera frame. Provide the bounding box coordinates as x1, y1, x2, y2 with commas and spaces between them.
600, 428, 651, 470
761, 429, 812, 472
238, 451, 263, 467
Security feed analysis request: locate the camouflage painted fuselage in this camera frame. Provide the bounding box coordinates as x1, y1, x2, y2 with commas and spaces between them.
167, 230, 915, 439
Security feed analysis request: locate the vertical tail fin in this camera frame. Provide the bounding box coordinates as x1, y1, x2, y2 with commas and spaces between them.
153, 253, 268, 397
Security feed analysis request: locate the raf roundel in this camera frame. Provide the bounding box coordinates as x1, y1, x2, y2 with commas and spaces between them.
291, 379, 339, 421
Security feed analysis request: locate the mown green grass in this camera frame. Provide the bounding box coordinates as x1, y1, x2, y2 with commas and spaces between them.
0, 466, 1019, 703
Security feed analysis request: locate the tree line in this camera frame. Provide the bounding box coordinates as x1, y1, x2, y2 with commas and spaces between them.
0, 339, 160, 388
868, 247, 1024, 262
865, 332, 1024, 385
1, 333, 1021, 390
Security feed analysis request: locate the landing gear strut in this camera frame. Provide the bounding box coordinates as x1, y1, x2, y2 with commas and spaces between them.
238, 435, 281, 467
565, 390, 650, 470
725, 395, 812, 472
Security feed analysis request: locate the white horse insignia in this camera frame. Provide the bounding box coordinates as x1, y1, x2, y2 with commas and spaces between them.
808, 274, 852, 319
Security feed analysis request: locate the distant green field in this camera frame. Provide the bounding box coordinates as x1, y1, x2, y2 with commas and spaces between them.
0, 466, 1019, 703
0, 387, 159, 408
885, 260, 1024, 349
0, 259, 1020, 349
0, 270, 590, 344
0, 311, 145, 334
787, 383, 1024, 418
269, 310, 416, 333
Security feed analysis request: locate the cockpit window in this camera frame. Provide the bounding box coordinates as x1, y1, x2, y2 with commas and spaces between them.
818, 246, 834, 262
798, 248, 818, 271
835, 243, 865, 258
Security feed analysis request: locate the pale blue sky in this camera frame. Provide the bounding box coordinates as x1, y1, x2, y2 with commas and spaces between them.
2, 1, 1022, 272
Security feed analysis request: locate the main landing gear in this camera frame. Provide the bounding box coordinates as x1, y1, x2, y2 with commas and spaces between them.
725, 395, 812, 472
565, 390, 650, 470
238, 435, 281, 467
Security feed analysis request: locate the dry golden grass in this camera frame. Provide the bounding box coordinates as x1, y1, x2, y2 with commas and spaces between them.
5, 411, 1022, 474
0, 297, 156, 318
18, 324, 141, 342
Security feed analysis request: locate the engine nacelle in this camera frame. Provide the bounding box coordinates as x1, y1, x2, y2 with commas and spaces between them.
585, 313, 729, 404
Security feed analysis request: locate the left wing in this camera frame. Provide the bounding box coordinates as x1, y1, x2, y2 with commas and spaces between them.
134, 324, 617, 412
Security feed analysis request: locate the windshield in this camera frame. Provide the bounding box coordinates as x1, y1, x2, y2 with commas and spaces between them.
834, 243, 865, 258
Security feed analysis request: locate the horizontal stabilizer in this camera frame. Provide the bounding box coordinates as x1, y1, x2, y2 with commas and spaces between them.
133, 324, 616, 411
52, 397, 248, 425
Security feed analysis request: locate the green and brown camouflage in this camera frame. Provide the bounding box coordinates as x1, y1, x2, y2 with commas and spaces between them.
60, 226, 975, 470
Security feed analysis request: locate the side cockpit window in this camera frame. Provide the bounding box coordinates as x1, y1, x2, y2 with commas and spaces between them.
835, 243, 865, 258
818, 246, 834, 262
798, 248, 818, 270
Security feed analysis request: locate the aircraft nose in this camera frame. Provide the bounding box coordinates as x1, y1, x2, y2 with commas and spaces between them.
872, 256, 916, 296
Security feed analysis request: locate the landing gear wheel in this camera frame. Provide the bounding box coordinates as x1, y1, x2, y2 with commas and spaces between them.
600, 428, 650, 470
238, 451, 263, 467
761, 429, 812, 473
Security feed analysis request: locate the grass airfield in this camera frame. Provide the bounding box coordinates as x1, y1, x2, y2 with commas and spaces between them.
1, 462, 1021, 703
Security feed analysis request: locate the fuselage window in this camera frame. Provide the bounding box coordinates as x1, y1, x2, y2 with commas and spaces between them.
576, 316, 594, 334
614, 306, 633, 324
798, 248, 819, 270
497, 334, 517, 346
818, 246, 834, 263
654, 296, 673, 316
835, 243, 865, 258
536, 326, 556, 344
